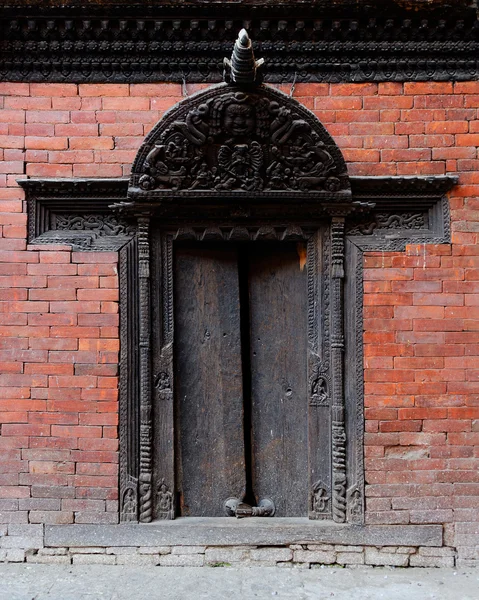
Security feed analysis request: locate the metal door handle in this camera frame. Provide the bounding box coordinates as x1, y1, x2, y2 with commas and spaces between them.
224, 497, 275, 518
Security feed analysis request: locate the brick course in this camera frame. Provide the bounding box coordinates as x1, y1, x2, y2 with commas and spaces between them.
0, 81, 478, 564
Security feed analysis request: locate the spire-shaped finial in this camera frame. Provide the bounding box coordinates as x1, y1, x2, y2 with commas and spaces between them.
224, 29, 264, 85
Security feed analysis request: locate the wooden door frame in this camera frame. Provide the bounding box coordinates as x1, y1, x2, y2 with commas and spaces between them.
133, 217, 356, 524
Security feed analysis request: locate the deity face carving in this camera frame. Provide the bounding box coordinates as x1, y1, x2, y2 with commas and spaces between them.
223, 103, 255, 136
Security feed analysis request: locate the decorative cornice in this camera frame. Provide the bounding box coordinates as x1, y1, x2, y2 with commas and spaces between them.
1, 14, 479, 83
18, 177, 129, 202
350, 175, 458, 208
19, 174, 455, 250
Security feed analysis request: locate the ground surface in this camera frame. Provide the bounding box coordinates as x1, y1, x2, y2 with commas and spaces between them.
0, 565, 477, 600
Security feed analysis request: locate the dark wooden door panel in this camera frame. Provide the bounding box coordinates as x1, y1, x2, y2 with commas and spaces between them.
174, 245, 246, 516
248, 243, 309, 517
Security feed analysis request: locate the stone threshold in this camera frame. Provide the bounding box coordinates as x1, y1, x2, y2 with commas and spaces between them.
45, 519, 443, 548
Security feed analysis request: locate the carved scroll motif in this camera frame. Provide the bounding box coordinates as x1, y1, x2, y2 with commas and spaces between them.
346, 212, 426, 236
55, 214, 135, 237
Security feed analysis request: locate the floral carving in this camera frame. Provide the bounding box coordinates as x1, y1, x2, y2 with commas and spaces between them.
55, 214, 135, 237
347, 212, 427, 236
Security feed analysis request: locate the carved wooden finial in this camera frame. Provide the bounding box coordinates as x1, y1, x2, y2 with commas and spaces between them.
224, 28, 264, 85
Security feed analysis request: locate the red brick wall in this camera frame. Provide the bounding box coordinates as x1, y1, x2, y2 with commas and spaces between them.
0, 81, 478, 560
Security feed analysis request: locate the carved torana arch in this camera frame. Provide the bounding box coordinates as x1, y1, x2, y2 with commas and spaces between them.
126, 29, 352, 209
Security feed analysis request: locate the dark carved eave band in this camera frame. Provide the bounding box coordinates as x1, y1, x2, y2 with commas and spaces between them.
18, 175, 457, 197
2, 11, 479, 83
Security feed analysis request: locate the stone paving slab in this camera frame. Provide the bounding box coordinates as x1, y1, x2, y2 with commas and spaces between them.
0, 564, 478, 600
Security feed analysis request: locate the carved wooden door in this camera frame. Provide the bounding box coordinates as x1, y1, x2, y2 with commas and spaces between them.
172, 241, 310, 517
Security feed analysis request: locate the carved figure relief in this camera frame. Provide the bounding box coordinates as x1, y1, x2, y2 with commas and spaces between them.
156, 479, 174, 520
155, 371, 171, 391
310, 375, 329, 407
137, 90, 342, 194
309, 358, 330, 407
129, 31, 348, 200
347, 486, 363, 524
121, 487, 137, 522
311, 480, 330, 515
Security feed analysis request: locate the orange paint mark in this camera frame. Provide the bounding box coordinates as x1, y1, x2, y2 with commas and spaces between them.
297, 243, 307, 271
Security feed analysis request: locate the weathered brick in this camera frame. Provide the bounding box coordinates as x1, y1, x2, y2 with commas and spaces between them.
161, 553, 205, 566
365, 548, 409, 566
409, 554, 454, 567
72, 554, 116, 564
336, 552, 365, 565
27, 554, 71, 564
116, 554, 160, 565
250, 548, 293, 562
5, 548, 26, 562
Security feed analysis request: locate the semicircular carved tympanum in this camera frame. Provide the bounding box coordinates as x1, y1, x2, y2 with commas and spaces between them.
127, 29, 351, 206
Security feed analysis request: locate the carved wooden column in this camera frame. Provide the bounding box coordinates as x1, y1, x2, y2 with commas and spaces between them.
137, 216, 154, 523
119, 236, 140, 522
152, 232, 175, 520
330, 217, 347, 523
